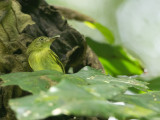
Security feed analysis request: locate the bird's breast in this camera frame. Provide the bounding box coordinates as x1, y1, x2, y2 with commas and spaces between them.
28, 48, 50, 71
28, 48, 63, 73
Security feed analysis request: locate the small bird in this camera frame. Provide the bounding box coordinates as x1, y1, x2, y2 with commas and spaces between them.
27, 36, 65, 73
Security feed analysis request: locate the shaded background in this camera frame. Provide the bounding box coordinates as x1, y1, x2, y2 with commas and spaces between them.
46, 0, 160, 78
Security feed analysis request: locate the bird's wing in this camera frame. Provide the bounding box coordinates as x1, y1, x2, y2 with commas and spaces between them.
48, 50, 65, 73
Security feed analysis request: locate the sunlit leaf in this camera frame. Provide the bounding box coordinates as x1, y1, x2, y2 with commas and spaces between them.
85, 21, 114, 44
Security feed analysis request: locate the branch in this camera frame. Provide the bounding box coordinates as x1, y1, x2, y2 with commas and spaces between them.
54, 5, 95, 22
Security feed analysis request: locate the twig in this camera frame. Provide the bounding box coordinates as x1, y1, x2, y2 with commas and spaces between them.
54, 5, 95, 23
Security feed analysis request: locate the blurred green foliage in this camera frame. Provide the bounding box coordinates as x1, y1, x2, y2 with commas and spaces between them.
85, 22, 114, 44
86, 37, 143, 76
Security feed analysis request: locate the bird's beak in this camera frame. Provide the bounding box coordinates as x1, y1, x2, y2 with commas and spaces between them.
49, 35, 60, 42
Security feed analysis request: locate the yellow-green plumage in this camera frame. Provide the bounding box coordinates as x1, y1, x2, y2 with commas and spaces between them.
27, 36, 65, 73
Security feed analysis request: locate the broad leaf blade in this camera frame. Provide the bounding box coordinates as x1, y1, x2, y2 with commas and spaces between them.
0, 70, 63, 94
0, 70, 87, 94
0, 66, 148, 97
74, 66, 148, 92
0, 67, 152, 119
9, 80, 155, 120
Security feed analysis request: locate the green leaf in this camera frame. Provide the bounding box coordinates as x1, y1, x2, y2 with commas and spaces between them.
76, 67, 146, 90
146, 77, 160, 91
0, 0, 11, 22
0, 70, 63, 94
9, 80, 154, 120
136, 76, 160, 91
0, 0, 34, 42
86, 37, 143, 76
115, 91, 160, 114
85, 21, 114, 44
73, 66, 147, 102
0, 66, 148, 97
0, 70, 87, 94
0, 66, 151, 119
11, 1, 34, 32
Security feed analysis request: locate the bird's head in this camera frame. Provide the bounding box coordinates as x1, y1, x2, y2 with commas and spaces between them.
27, 35, 60, 54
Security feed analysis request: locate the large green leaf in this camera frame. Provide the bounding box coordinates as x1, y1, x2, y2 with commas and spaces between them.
0, 67, 148, 97
9, 80, 155, 120
0, 67, 151, 119
73, 66, 148, 91
0, 70, 63, 94
70, 67, 148, 99
86, 37, 143, 76
0, 70, 87, 94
